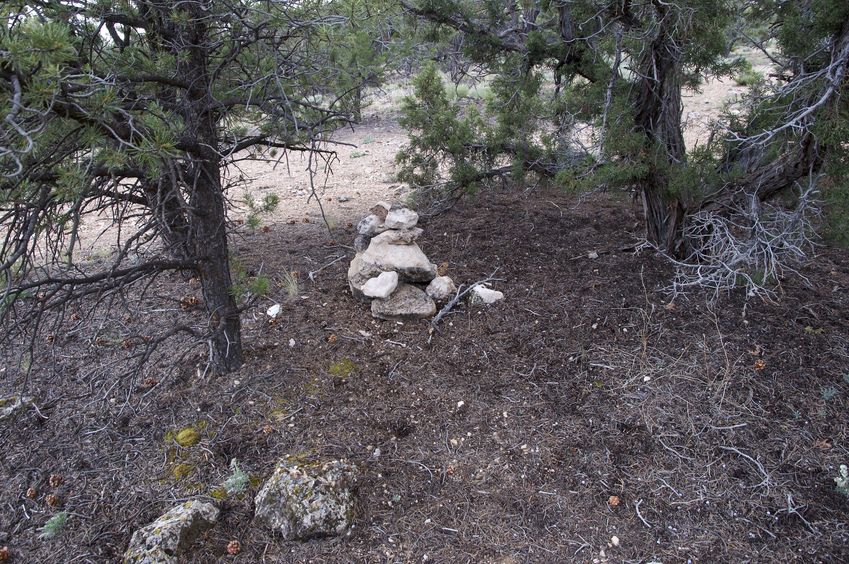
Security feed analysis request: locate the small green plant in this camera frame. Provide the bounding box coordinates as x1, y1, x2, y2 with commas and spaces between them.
350, 151, 368, 159
362, 135, 374, 145
452, 84, 470, 99
39, 512, 69, 539
733, 58, 763, 86
223, 458, 249, 495
229, 255, 271, 304
835, 465, 849, 496
821, 386, 838, 401
244, 193, 280, 230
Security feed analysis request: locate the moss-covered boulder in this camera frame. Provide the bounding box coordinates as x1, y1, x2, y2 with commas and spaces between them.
254, 458, 357, 540
123, 500, 218, 563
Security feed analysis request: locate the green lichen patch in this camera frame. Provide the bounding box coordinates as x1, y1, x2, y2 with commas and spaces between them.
172, 463, 195, 480
328, 358, 357, 379
175, 427, 201, 447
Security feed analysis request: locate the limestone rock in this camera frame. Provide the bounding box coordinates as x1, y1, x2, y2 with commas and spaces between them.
0, 395, 32, 422
354, 234, 370, 252
124, 501, 218, 564
371, 284, 436, 320
254, 459, 357, 540
369, 201, 391, 221
362, 271, 399, 299
370, 227, 423, 246
357, 214, 385, 237
348, 241, 437, 299
426, 276, 457, 301
471, 284, 504, 304
384, 207, 418, 230
361, 241, 436, 282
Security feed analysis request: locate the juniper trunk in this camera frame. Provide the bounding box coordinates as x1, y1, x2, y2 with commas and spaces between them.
633, 6, 688, 257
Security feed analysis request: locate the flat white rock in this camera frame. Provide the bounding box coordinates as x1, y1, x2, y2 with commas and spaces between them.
384, 207, 419, 230
266, 303, 282, 318
362, 271, 399, 299
370, 227, 423, 246
471, 284, 504, 304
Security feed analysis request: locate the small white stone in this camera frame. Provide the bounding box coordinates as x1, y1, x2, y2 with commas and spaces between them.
611, 535, 620, 547
362, 271, 399, 299
643, 376, 651, 382
470, 284, 504, 304
588, 250, 599, 259
288, 338, 295, 348
457, 400, 465, 409
267, 303, 281, 318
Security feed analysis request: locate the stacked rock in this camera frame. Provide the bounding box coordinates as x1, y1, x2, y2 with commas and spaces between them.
348, 203, 456, 320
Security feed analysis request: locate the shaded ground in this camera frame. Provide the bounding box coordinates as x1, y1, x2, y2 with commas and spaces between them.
2, 184, 849, 563
2, 69, 849, 562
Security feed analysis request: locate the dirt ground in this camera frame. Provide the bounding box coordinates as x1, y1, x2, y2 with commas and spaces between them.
2, 77, 849, 563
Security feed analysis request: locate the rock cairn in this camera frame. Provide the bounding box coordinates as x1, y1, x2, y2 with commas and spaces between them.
348, 203, 456, 320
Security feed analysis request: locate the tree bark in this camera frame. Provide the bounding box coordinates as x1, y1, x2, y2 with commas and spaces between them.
179, 0, 243, 372
633, 4, 688, 257
191, 158, 243, 372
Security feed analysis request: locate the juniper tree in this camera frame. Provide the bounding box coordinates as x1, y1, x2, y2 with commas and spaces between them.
399, 0, 849, 296
0, 0, 362, 372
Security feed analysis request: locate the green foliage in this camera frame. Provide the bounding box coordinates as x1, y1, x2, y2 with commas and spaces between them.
223, 458, 250, 495
397, 63, 493, 203
244, 193, 280, 230
39, 512, 69, 540
733, 58, 763, 86
229, 255, 271, 305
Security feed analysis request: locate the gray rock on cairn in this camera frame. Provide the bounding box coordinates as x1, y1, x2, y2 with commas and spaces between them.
348, 203, 455, 320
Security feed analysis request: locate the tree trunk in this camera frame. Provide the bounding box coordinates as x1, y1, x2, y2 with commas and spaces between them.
179, 0, 243, 372
633, 5, 688, 256
191, 157, 243, 372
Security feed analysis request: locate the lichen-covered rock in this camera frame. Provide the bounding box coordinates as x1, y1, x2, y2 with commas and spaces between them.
124, 501, 218, 564
371, 283, 436, 321
356, 214, 385, 237
0, 395, 32, 422
254, 458, 357, 540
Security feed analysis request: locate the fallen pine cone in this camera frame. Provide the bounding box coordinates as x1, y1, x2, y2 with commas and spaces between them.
608, 495, 620, 507
26, 487, 37, 499
49, 474, 63, 488
0, 546, 9, 561
45, 494, 59, 507
226, 539, 241, 555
